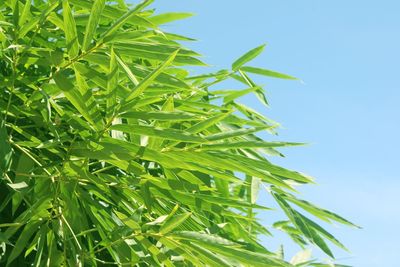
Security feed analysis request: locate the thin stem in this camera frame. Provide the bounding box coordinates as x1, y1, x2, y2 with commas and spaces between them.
61, 214, 82, 250
59, 42, 104, 71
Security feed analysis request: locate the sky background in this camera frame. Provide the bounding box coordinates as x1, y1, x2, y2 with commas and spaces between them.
147, 1, 400, 266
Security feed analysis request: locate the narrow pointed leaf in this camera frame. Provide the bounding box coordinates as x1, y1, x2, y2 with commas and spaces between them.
125, 50, 179, 102
63, 0, 79, 58
0, 122, 12, 176
160, 212, 191, 234
53, 72, 98, 129
186, 112, 232, 134
110, 124, 206, 143
107, 47, 118, 119
120, 111, 197, 121
205, 126, 270, 141
232, 44, 266, 71
241, 66, 298, 80
99, 0, 154, 41
148, 12, 194, 25
197, 141, 304, 151
115, 53, 139, 86
82, 0, 106, 51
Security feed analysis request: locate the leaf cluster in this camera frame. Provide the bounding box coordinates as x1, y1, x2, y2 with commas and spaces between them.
0, 0, 357, 266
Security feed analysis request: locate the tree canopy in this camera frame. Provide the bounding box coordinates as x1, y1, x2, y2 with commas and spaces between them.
0, 0, 357, 266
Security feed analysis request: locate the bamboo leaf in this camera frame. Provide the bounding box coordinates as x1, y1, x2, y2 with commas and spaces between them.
0, 122, 12, 176
124, 50, 179, 102
148, 12, 194, 25
114, 211, 141, 230
186, 112, 232, 134
0, 21, 14, 27
18, 0, 31, 27
7, 221, 42, 266
160, 212, 191, 234
205, 126, 271, 141
232, 44, 266, 71
114, 53, 139, 89
120, 111, 197, 121
63, 0, 79, 58
99, 0, 154, 41
110, 124, 206, 143
171, 231, 289, 266
82, 0, 106, 51
197, 141, 304, 151
53, 71, 98, 129
250, 177, 261, 204
223, 87, 260, 103
241, 66, 298, 80
281, 191, 360, 228
107, 47, 118, 119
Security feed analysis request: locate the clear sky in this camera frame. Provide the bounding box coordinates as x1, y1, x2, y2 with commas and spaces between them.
148, 1, 400, 266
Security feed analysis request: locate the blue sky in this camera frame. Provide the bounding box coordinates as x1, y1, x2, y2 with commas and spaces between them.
149, 1, 400, 266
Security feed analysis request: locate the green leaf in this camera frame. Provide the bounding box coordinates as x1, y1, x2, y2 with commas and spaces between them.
232, 44, 266, 71
115, 45, 206, 66
63, 0, 79, 58
120, 111, 197, 121
11, 0, 19, 28
250, 177, 261, 204
182, 242, 233, 267
238, 70, 269, 107
223, 87, 260, 103
18, 0, 31, 27
20, 1, 59, 38
115, 42, 200, 57
205, 126, 271, 141
197, 141, 304, 151
171, 231, 289, 266
110, 124, 206, 143
53, 71, 99, 129
0, 122, 12, 176
273, 193, 334, 258
141, 181, 153, 211
171, 231, 237, 246
106, 47, 119, 119
82, 0, 106, 51
124, 50, 179, 102
114, 210, 141, 230
184, 192, 268, 209
114, 52, 139, 86
280, 191, 360, 228
148, 12, 194, 25
186, 112, 232, 134
99, 0, 154, 41
241, 66, 298, 80
0, 21, 14, 27
7, 221, 42, 266
160, 212, 191, 234
299, 214, 349, 252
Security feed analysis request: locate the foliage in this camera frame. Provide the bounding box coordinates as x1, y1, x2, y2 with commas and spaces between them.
0, 0, 357, 266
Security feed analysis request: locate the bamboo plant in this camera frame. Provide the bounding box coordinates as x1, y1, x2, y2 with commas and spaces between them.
0, 0, 357, 266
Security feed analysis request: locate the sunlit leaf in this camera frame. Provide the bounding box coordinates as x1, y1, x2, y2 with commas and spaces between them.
232, 44, 266, 71
241, 66, 298, 80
